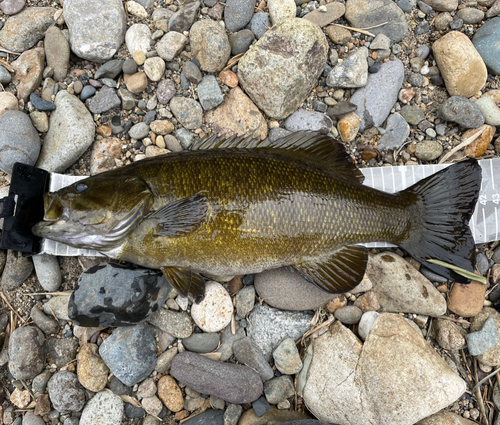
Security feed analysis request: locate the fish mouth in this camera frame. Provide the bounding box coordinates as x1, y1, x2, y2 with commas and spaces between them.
32, 195, 71, 237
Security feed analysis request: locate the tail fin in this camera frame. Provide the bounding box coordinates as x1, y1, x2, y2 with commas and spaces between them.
400, 159, 482, 282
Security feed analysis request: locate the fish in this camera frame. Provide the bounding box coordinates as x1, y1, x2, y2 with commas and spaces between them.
32, 131, 482, 302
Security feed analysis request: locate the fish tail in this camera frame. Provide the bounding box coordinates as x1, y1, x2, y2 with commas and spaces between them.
399, 159, 482, 282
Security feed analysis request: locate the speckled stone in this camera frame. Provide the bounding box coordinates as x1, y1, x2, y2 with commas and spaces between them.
191, 281, 233, 332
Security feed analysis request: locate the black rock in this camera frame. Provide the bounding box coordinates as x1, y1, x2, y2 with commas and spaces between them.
95, 59, 123, 79
183, 61, 202, 84
108, 376, 132, 396
183, 409, 224, 425
29, 93, 56, 111
124, 402, 145, 418
368, 62, 381, 73
122, 58, 138, 75
68, 262, 171, 327
80, 85, 96, 101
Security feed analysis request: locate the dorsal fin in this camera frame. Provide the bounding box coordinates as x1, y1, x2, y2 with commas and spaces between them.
190, 131, 364, 183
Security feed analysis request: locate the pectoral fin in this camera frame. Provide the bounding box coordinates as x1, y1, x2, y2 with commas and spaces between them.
161, 266, 206, 303
149, 194, 208, 237
293, 245, 368, 293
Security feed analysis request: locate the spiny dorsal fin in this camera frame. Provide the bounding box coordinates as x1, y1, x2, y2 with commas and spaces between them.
292, 245, 368, 293
190, 131, 364, 183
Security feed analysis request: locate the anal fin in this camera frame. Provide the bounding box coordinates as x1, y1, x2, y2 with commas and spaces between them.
161, 266, 206, 303
293, 245, 368, 293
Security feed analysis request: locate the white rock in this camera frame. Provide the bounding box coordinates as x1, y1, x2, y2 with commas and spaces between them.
268, 0, 296, 25
156, 31, 187, 61
475, 96, 500, 126
43, 295, 70, 321
191, 281, 233, 332
143, 57, 165, 82
80, 391, 124, 425
358, 311, 380, 341
366, 252, 447, 317
32, 254, 61, 292
126, 23, 152, 55
0, 92, 18, 117
370, 33, 391, 50
126, 1, 148, 18
327, 47, 369, 88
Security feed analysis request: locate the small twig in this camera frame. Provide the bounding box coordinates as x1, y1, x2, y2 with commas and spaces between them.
473, 358, 488, 424
300, 316, 335, 344
330, 23, 376, 37
436, 316, 470, 325
0, 47, 20, 55
223, 53, 244, 71
0, 291, 25, 323
439, 126, 487, 164
26, 291, 72, 297
0, 58, 14, 72
473, 364, 500, 397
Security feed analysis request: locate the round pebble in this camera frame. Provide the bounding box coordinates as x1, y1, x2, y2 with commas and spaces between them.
191, 281, 234, 332
334, 305, 363, 324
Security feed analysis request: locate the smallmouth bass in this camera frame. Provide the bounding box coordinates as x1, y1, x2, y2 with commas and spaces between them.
33, 132, 482, 302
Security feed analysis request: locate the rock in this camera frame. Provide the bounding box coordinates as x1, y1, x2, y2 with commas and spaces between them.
182, 333, 220, 353
126, 23, 151, 56
191, 281, 233, 332
197, 75, 224, 111
169, 1, 200, 33
466, 316, 498, 356
48, 371, 86, 413
235, 285, 255, 317
32, 254, 60, 292
345, 0, 408, 42
171, 351, 263, 404
370, 33, 391, 50
216, 322, 246, 361
448, 280, 487, 317
156, 79, 176, 104
32, 370, 51, 395
155, 346, 178, 373
439, 96, 485, 128
400, 104, 425, 125
0, 7, 55, 52
284, 109, 333, 133
144, 57, 165, 82
238, 407, 311, 425
263, 375, 294, 404
95, 60, 123, 79
80, 85, 96, 101
36, 91, 95, 173
417, 411, 478, 425
224, 0, 255, 31
80, 391, 124, 425
0, 111, 40, 175
150, 120, 174, 135
99, 323, 157, 386
11, 388, 31, 408
148, 308, 192, 338
463, 125, 497, 158
268, 0, 296, 25
433, 31, 487, 98
29, 93, 55, 112
325, 25, 352, 45
87, 86, 121, 114
327, 47, 368, 88
475, 96, 500, 125
238, 18, 328, 120
350, 59, 405, 132
0, 0, 25, 15
302, 315, 465, 424
433, 318, 467, 350
229, 29, 255, 56
129, 122, 150, 139
422, 0, 458, 11
0, 92, 18, 117
247, 305, 313, 361
44, 26, 70, 82
157, 375, 183, 412
22, 411, 45, 425
156, 31, 187, 62
183, 410, 224, 425
64, 0, 126, 62
414, 140, 443, 161
124, 72, 148, 94
77, 343, 109, 392
43, 296, 70, 320
12, 47, 45, 102
30, 110, 49, 132
248, 12, 270, 39
470, 308, 500, 366
456, 7, 485, 23
473, 17, 500, 76
338, 112, 361, 143
190, 20, 230, 73
127, 0, 148, 18
273, 338, 302, 375
31, 307, 59, 335
358, 311, 380, 341
90, 136, 122, 174
8, 326, 45, 379
169, 96, 203, 130
334, 306, 363, 324
232, 337, 274, 381
366, 252, 447, 316
45, 337, 79, 368
303, 2, 345, 27
378, 113, 410, 151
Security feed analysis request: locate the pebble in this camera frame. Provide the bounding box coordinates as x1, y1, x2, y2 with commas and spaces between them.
129, 122, 150, 140
238, 18, 327, 119
36, 91, 95, 173
473, 17, 500, 76
190, 20, 231, 73
156, 32, 187, 62
248, 12, 270, 39
216, 322, 246, 361
8, 326, 45, 379
44, 26, 70, 81
263, 375, 294, 404
334, 305, 363, 324
475, 97, 500, 126
182, 333, 220, 353
158, 375, 184, 412
197, 75, 224, 110
350, 59, 405, 132
400, 104, 425, 125
169, 1, 200, 33
0, 92, 17, 117
64, 0, 126, 62
466, 316, 498, 356
169, 96, 203, 130
79, 391, 124, 425
463, 125, 496, 158
43, 296, 70, 321
268, 0, 296, 25
0, 7, 55, 52
31, 306, 59, 335
126, 23, 151, 56
148, 308, 193, 338
433, 31, 487, 98
232, 337, 274, 381
11, 389, 31, 408
155, 346, 178, 374
448, 281, 487, 317
191, 281, 233, 332
99, 323, 157, 386
229, 30, 255, 56
11, 47, 44, 102
378, 113, 410, 151
122, 58, 138, 75
224, 0, 255, 31
252, 396, 271, 418
45, 337, 79, 367
183, 409, 224, 425
124, 403, 145, 418
358, 311, 380, 341
183, 61, 202, 84
433, 318, 467, 350
156, 78, 176, 104
327, 47, 368, 88
77, 343, 109, 392
422, 0, 458, 11
80, 85, 96, 101
439, 96, 485, 128
32, 370, 51, 394
414, 140, 443, 161
171, 351, 263, 404
284, 109, 333, 133
338, 112, 361, 143
370, 33, 391, 50
325, 25, 352, 45
141, 395, 163, 416
418, 412, 478, 425
303, 2, 345, 27
0, 0, 25, 15
0, 111, 40, 175
144, 57, 165, 82
456, 7, 484, 23
235, 285, 255, 317
273, 338, 303, 375
22, 412, 44, 425
470, 308, 500, 366
95, 59, 123, 80
150, 120, 174, 135
48, 371, 86, 413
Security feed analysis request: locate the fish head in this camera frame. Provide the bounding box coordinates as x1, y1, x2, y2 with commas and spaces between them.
32, 174, 152, 250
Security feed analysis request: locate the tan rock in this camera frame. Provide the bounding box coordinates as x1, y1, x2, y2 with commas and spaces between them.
463, 125, 496, 158
354, 291, 380, 312
204, 87, 268, 140
238, 406, 311, 425
124, 72, 148, 94
303, 2, 346, 27
432, 31, 487, 98
141, 395, 163, 416
76, 343, 110, 392
399, 88, 417, 104
219, 69, 238, 88
150, 120, 174, 135
127, 1, 148, 19
0, 92, 18, 117
158, 375, 184, 412
34, 393, 51, 416
90, 137, 122, 175
470, 308, 500, 366
433, 318, 467, 350
447, 281, 486, 317
434, 12, 453, 31
416, 411, 478, 425
96, 125, 112, 138
12, 47, 45, 102
145, 145, 169, 157
325, 25, 352, 45
324, 294, 347, 313
133, 50, 146, 66
268, 0, 296, 25
338, 112, 360, 142
10, 388, 30, 408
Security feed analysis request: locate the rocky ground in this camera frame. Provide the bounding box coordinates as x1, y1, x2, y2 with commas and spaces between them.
0, 0, 499, 424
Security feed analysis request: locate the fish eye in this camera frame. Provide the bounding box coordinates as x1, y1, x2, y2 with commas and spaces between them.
75, 183, 88, 193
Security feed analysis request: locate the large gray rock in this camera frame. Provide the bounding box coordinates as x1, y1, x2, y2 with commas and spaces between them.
190, 19, 230, 73
473, 17, 500, 76
36, 91, 95, 173
350, 59, 405, 132
0, 111, 41, 174
301, 315, 466, 425
47, 371, 86, 413
63, 0, 126, 62
0, 7, 55, 53
224, 0, 255, 31
238, 18, 328, 120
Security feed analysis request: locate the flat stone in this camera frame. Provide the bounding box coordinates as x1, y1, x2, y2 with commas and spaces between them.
439, 96, 485, 128
182, 333, 220, 353
148, 308, 192, 338
64, 0, 126, 62
378, 113, 410, 151
80, 391, 124, 425
77, 343, 109, 392
45, 26, 70, 81
45, 337, 79, 368
191, 281, 233, 332
190, 19, 230, 73
88, 86, 121, 114
169, 96, 203, 129
433, 31, 487, 98
327, 47, 368, 88
232, 337, 274, 381
224, 0, 255, 31
400, 104, 425, 125
48, 371, 86, 413
95, 59, 123, 79
284, 109, 333, 133
303, 2, 345, 27
169, 1, 200, 33
456, 7, 485, 23
8, 326, 45, 380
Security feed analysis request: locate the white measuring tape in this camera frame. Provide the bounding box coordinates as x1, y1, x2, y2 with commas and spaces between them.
40, 159, 500, 256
